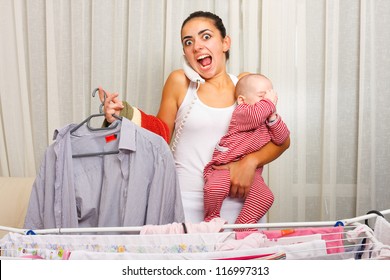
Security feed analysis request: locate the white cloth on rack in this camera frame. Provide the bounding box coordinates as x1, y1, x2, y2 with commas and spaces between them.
67, 239, 327, 260
0, 231, 235, 259
374, 216, 390, 245
24, 117, 184, 230
345, 223, 390, 259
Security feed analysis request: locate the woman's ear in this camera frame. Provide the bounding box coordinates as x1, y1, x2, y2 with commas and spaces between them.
223, 35, 231, 53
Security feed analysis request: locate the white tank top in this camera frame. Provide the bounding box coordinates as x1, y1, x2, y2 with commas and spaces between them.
172, 74, 238, 193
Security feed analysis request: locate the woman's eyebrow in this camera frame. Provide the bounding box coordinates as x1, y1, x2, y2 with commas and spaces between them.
182, 29, 213, 41
198, 28, 212, 35
182, 35, 192, 41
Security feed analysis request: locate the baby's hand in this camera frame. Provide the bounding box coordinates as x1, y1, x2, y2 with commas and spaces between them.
264, 90, 278, 123
264, 89, 278, 106
268, 113, 277, 123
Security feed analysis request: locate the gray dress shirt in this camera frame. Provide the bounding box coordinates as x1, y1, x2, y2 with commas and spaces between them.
24, 117, 184, 230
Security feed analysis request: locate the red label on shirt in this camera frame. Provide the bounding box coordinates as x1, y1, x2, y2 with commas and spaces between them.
105, 134, 117, 143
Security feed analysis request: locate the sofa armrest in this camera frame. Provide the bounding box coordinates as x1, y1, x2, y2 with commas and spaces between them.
0, 177, 35, 238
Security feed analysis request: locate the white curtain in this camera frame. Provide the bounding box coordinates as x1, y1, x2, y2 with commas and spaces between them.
263, 0, 390, 222
0, 0, 389, 222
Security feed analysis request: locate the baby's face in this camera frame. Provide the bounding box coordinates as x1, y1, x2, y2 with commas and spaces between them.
244, 90, 265, 105
243, 78, 272, 105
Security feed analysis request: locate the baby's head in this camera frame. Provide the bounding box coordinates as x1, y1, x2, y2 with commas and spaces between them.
235, 74, 273, 105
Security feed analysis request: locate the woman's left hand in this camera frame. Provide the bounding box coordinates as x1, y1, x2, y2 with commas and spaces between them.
212, 137, 290, 199
213, 156, 257, 199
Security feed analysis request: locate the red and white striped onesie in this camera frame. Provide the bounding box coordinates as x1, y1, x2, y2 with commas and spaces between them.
203, 98, 290, 227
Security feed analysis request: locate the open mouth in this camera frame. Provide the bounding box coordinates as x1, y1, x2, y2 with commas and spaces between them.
197, 55, 212, 68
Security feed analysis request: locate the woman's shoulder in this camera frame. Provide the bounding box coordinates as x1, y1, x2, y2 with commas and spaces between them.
167, 69, 189, 84
227, 72, 250, 85
237, 72, 252, 79
162, 69, 191, 102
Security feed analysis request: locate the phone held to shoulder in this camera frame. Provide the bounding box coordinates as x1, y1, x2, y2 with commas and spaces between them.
182, 55, 205, 87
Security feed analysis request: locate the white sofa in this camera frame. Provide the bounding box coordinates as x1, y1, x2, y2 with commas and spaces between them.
0, 177, 35, 238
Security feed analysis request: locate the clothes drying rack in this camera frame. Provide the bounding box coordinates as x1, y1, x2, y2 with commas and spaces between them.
1, 209, 389, 260
1, 209, 389, 234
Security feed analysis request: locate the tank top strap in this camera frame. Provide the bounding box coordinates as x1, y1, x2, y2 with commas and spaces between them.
180, 73, 238, 109
180, 80, 198, 109
228, 73, 239, 85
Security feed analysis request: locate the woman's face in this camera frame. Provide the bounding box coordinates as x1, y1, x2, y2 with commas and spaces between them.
181, 17, 230, 79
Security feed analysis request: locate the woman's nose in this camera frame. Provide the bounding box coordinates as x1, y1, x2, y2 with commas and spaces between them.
193, 40, 204, 51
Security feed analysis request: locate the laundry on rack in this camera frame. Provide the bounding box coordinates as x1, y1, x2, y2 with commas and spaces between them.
62, 240, 325, 260
215, 232, 269, 251
346, 222, 390, 260
24, 117, 184, 230
0, 222, 377, 260
256, 226, 345, 254
2, 209, 389, 260
214, 231, 328, 259
0, 231, 235, 260
215, 232, 323, 251
374, 216, 390, 246
140, 218, 226, 234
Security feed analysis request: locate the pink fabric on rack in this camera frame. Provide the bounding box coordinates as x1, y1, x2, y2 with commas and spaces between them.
21, 255, 44, 259
140, 218, 227, 234
216, 252, 286, 260
236, 226, 345, 254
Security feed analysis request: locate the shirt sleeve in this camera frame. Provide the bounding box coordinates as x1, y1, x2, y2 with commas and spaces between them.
146, 146, 185, 224
116, 101, 170, 143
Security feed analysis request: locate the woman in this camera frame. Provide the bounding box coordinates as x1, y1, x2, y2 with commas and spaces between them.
100, 11, 290, 223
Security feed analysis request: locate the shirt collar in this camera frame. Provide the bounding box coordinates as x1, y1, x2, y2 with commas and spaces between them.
117, 117, 136, 152
53, 117, 137, 153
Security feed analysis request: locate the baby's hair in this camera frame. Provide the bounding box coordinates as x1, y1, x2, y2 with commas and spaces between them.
235, 74, 272, 98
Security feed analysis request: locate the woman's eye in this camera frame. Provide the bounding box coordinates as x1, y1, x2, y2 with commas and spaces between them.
184, 40, 193, 46
203, 34, 211, 40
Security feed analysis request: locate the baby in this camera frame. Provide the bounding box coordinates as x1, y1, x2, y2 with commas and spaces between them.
203, 74, 290, 230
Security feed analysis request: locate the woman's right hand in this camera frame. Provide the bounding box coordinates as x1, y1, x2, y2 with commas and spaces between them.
98, 87, 124, 123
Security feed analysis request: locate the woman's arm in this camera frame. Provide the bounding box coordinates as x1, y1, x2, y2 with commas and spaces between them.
223, 136, 290, 198
98, 71, 188, 142
157, 69, 190, 140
